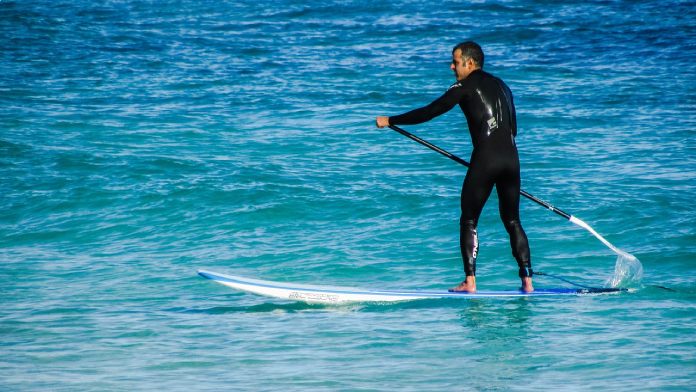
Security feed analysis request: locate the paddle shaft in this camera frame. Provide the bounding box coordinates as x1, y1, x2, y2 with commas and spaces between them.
388, 124, 572, 220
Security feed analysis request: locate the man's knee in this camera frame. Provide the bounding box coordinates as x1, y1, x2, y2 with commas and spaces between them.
502, 219, 522, 234
460, 217, 477, 229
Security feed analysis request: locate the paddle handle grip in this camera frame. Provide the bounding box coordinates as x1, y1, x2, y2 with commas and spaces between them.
388, 124, 572, 220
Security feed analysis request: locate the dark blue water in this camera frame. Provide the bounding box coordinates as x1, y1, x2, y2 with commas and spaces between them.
2, 1, 695, 390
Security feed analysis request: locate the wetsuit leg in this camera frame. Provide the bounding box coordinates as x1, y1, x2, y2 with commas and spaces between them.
460, 161, 495, 276
496, 163, 532, 277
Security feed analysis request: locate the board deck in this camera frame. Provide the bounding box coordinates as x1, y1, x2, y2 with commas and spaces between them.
197, 270, 624, 304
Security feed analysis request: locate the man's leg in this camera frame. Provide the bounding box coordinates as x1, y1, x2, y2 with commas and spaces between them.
497, 168, 533, 292
450, 164, 493, 292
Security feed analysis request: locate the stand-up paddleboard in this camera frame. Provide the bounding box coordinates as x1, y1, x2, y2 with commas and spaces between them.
198, 270, 625, 304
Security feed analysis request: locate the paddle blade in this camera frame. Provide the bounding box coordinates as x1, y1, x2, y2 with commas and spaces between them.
606, 251, 643, 289
568, 216, 643, 288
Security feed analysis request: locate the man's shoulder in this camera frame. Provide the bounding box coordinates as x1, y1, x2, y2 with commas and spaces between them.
447, 81, 464, 91
449, 70, 487, 90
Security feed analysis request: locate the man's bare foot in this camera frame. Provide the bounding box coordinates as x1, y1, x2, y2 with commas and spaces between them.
520, 277, 534, 293
449, 276, 476, 293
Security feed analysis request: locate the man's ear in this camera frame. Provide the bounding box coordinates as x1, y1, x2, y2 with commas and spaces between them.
466, 57, 476, 69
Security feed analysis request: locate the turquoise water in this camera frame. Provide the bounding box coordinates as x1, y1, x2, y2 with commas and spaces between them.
2, 0, 695, 390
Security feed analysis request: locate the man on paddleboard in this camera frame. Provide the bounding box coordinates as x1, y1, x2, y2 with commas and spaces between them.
376, 41, 533, 293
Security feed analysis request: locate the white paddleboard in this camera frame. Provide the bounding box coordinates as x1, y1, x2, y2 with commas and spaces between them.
198, 270, 623, 304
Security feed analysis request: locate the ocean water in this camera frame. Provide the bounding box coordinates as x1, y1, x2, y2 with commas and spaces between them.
1, 0, 695, 390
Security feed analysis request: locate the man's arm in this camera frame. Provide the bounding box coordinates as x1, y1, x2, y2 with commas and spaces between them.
376, 85, 464, 128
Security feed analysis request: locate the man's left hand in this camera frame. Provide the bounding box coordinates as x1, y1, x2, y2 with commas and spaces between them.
375, 116, 390, 128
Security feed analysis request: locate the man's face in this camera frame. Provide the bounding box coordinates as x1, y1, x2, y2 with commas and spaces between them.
451, 49, 475, 81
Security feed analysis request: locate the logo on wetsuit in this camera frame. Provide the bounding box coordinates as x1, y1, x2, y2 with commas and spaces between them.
487, 117, 498, 135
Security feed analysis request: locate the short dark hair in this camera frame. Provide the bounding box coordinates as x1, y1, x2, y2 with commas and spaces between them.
452, 41, 484, 68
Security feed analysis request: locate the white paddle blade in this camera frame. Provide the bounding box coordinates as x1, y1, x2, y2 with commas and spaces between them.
607, 251, 644, 289
569, 216, 643, 288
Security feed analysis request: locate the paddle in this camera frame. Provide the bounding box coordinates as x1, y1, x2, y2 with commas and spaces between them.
387, 124, 642, 288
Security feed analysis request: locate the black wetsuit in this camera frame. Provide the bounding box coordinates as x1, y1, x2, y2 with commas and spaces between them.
389, 69, 532, 278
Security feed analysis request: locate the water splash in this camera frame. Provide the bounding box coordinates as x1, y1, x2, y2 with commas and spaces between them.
568, 216, 643, 288
606, 251, 644, 289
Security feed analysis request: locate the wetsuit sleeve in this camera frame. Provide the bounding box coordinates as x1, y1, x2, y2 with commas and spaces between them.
389, 85, 464, 126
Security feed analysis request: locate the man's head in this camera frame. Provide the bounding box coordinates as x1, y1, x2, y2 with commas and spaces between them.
451, 41, 484, 81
